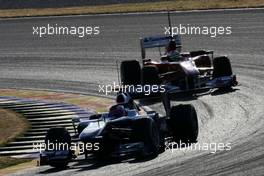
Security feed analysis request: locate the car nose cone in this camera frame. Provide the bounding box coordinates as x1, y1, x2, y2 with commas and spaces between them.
79, 121, 106, 141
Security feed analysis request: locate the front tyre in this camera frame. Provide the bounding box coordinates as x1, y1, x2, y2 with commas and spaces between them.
134, 118, 160, 156
169, 104, 198, 143
44, 127, 72, 168
213, 56, 233, 78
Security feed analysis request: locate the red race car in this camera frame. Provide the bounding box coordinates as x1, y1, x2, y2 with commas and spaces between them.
120, 35, 237, 98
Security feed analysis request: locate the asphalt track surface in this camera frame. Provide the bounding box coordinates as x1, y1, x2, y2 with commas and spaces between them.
0, 9, 264, 176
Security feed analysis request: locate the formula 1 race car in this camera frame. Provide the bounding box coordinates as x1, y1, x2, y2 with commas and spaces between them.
120, 34, 238, 98
39, 92, 198, 168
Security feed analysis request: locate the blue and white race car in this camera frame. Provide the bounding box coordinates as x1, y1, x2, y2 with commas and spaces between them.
40, 92, 198, 168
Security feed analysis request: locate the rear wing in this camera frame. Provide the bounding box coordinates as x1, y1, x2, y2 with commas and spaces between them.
140, 35, 182, 59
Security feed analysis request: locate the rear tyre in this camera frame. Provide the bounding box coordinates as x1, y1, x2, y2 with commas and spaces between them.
141, 66, 161, 85
213, 56, 233, 78
194, 55, 212, 68
169, 104, 198, 143
190, 50, 207, 57
120, 60, 141, 85
45, 127, 72, 168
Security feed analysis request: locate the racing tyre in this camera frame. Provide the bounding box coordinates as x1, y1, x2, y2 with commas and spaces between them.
93, 139, 114, 160
134, 118, 160, 156
194, 55, 212, 68
45, 127, 72, 168
169, 104, 198, 143
213, 56, 233, 78
190, 50, 207, 57
141, 66, 161, 85
121, 60, 141, 85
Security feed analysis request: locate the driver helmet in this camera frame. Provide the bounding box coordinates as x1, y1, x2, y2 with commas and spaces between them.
166, 40, 177, 53
109, 105, 126, 118
116, 93, 129, 104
